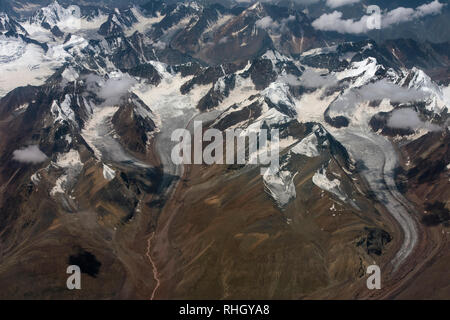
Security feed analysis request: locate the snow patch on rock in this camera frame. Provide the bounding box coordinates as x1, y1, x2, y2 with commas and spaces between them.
51, 149, 83, 196
312, 167, 346, 202
263, 166, 297, 208
51, 95, 76, 125
291, 132, 319, 157
103, 163, 116, 181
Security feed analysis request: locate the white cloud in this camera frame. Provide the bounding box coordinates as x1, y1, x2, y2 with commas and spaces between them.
357, 80, 428, 102
387, 108, 440, 131
99, 76, 136, 104
219, 37, 229, 44
326, 0, 360, 9
153, 40, 166, 50
85, 73, 137, 106
287, 69, 339, 88
256, 16, 278, 29
312, 0, 446, 34
255, 15, 295, 33
312, 11, 371, 34
330, 79, 430, 113
279, 74, 303, 86
383, 7, 416, 26
13, 145, 47, 164
416, 0, 446, 17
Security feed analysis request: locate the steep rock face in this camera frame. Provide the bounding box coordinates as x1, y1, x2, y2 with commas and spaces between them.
97, 7, 138, 36
274, 11, 323, 55
171, 61, 202, 77
140, 0, 165, 17
242, 58, 277, 90
391, 129, 450, 300
98, 14, 125, 38
194, 3, 271, 64
0, 82, 88, 163
301, 52, 349, 72
170, 3, 232, 55
197, 74, 236, 111
73, 159, 161, 227
169, 2, 325, 65
213, 100, 263, 131
397, 129, 450, 213
0, 12, 27, 35
50, 25, 64, 37
122, 63, 161, 85
0, 85, 40, 119
357, 227, 392, 256
112, 94, 157, 154
383, 39, 450, 71
147, 2, 201, 41
180, 62, 244, 94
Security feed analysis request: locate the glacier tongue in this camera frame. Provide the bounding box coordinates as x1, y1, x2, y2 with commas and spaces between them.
330, 127, 418, 268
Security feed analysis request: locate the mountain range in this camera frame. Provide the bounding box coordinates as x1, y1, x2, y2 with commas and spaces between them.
0, 0, 448, 299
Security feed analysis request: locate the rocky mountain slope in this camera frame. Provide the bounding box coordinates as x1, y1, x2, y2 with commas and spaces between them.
0, 0, 448, 299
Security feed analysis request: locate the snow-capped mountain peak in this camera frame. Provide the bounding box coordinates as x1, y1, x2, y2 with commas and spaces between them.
0, 12, 27, 35
31, 1, 81, 27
